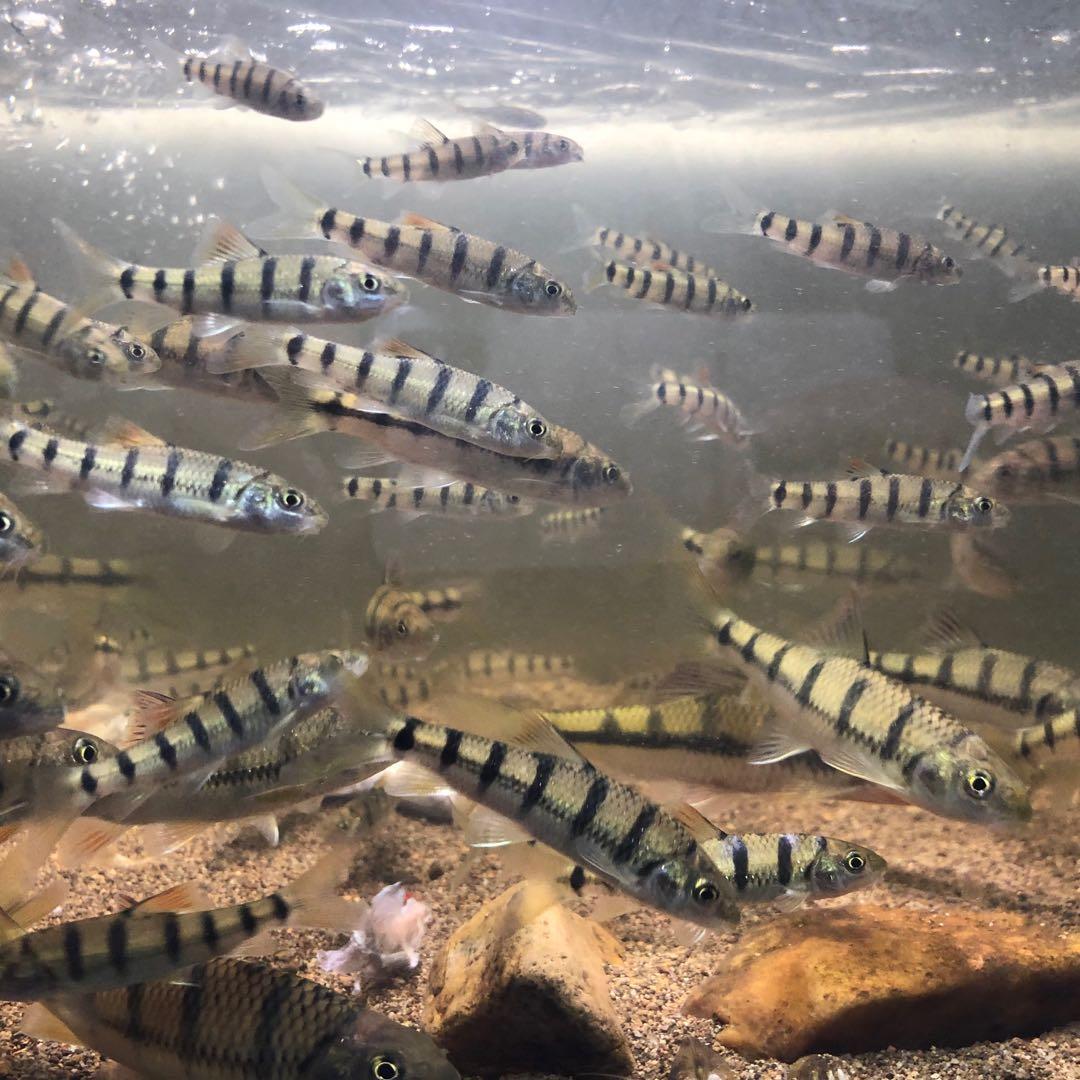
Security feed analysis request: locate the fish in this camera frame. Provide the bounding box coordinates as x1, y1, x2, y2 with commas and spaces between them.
765, 463, 1008, 540
255, 170, 576, 315
0, 652, 66, 738
159, 37, 325, 121
0, 342, 18, 398
948, 533, 1017, 600
0, 848, 364, 999
0, 489, 43, 569
741, 210, 962, 290
588, 226, 721, 278
54, 219, 405, 323
953, 350, 1038, 387
343, 474, 533, 519
13, 399, 99, 442
0, 257, 160, 382
668, 1037, 734, 1080
251, 368, 632, 507
959, 361, 1080, 471
448, 650, 577, 684
586, 258, 753, 316
101, 641, 257, 700
404, 585, 477, 620
0, 555, 144, 591
967, 436, 1080, 503
0, 409, 326, 534
365, 570, 440, 660
882, 440, 962, 480
500, 127, 584, 169
357, 118, 524, 181
1012, 709, 1080, 772
21, 957, 461, 1079
705, 606, 1032, 824
202, 319, 568, 459
935, 204, 1030, 275
786, 1055, 852, 1080
681, 527, 924, 589
336, 685, 744, 928
866, 609, 1080, 728
0, 650, 368, 829
0, 727, 113, 770
1020, 262, 1080, 303
539, 506, 607, 538
624, 367, 754, 446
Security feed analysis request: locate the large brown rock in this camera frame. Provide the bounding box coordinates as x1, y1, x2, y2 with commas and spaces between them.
683, 904, 1080, 1061
424, 881, 632, 1077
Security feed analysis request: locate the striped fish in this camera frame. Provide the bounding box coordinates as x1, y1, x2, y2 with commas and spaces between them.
169, 42, 324, 121
706, 607, 1032, 824
968, 436, 1080, 503
1012, 710, 1080, 772
0, 849, 362, 1000
358, 119, 524, 181
959, 361, 1080, 471
953, 350, 1037, 387
450, 650, 576, 683
867, 609, 1080, 729
503, 128, 583, 169
767, 466, 1008, 537
0, 259, 159, 382
365, 579, 439, 661
0, 410, 326, 534
0, 555, 142, 591
22, 958, 460, 1080
257, 170, 575, 315
0, 654, 66, 739
539, 506, 607, 538
587, 257, 753, 316
882, 440, 963, 479
751, 211, 961, 289
0, 728, 112, 771
404, 586, 477, 620
203, 318, 568, 458
0, 651, 367, 826
343, 475, 532, 518
339, 688, 744, 927
0, 490, 43, 569
936, 204, 1030, 275
252, 368, 632, 507
54, 219, 404, 323
374, 672, 435, 711
625, 368, 754, 446
1024, 263, 1080, 302
589, 227, 721, 279
14, 400, 99, 442
107, 643, 256, 697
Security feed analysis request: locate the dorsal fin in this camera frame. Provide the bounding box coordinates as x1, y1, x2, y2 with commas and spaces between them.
125, 880, 213, 914
398, 211, 457, 233
371, 337, 434, 361
919, 607, 984, 652
122, 690, 192, 746
98, 416, 168, 449
846, 457, 890, 479
3, 256, 35, 285
804, 592, 869, 661
191, 218, 265, 264
410, 118, 450, 146
665, 801, 721, 844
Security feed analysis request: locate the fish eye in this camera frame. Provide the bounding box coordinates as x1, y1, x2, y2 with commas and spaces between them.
544, 280, 562, 298
0, 512, 12, 534
362, 274, 380, 292
127, 343, 146, 361
527, 418, 547, 438
371, 1057, 400, 1080
558, 138, 569, 150
0, 676, 18, 705
396, 620, 409, 637
602, 463, 620, 484
507, 494, 520, 504
277, 488, 305, 510
742, 296, 753, 310
508, 139, 520, 153
975, 497, 993, 513
87, 348, 106, 366
692, 879, 719, 904
944, 256, 955, 269
72, 737, 98, 765
965, 768, 995, 799
995, 465, 1013, 478
844, 851, 866, 873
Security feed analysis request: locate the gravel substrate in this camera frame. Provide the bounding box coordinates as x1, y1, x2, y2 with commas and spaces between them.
0, 749, 1076, 1078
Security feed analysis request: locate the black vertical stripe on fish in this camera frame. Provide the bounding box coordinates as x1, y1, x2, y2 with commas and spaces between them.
464, 379, 491, 422
706, 276, 718, 310
78, 445, 97, 482
401, 153, 411, 181
260, 68, 274, 103
776, 834, 794, 887
461, 482, 475, 505
917, 477, 933, 518
839, 224, 856, 262
800, 482, 813, 509
834, 679, 868, 737
392, 716, 419, 752
318, 209, 336, 239
662, 272, 676, 304
472, 136, 484, 167
7, 429, 26, 461
120, 448, 139, 488
208, 458, 231, 502
858, 478, 872, 519
416, 230, 433, 274
759, 211, 775, 235
895, 232, 911, 269
766, 642, 793, 682
772, 480, 787, 508
118, 268, 136, 302
881, 702, 916, 761
886, 475, 900, 520
824, 481, 838, 517
450, 232, 469, 281
389, 358, 412, 405
636, 268, 653, 298
153, 732, 179, 770
198, 60, 208, 82
228, 60, 241, 95
355, 351, 374, 388
1017, 658, 1039, 709
383, 226, 400, 261
259, 258, 277, 308
731, 837, 749, 891
250, 668, 281, 716
934, 653, 955, 690
63, 925, 84, 981
612, 803, 658, 864
39, 307, 67, 348
439, 727, 462, 768
297, 256, 315, 304
159, 448, 182, 498
184, 710, 212, 753
520, 754, 556, 814
570, 776, 609, 836
426, 147, 440, 177
220, 263, 239, 313
163, 913, 182, 962
975, 652, 997, 700
241, 63, 256, 99
684, 272, 695, 310
807, 223, 823, 254
784, 218, 799, 242
425, 365, 452, 414
867, 228, 882, 268
412, 485, 424, 508
485, 246, 506, 289
181, 270, 196, 315
347, 217, 365, 247
740, 631, 762, 663
477, 740, 506, 789
12, 292, 37, 335
794, 660, 826, 707
214, 690, 244, 737
453, 141, 465, 174
41, 437, 59, 468
212, 62, 223, 89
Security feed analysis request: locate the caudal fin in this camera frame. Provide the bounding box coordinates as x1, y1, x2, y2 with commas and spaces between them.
248, 167, 324, 240
51, 219, 127, 316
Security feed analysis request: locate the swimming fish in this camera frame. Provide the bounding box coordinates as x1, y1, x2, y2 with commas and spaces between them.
0, 728, 112, 770
256, 170, 576, 315
203, 320, 568, 459
14, 400, 99, 443
935, 204, 1030, 276
21, 957, 461, 1080
1017, 263, 1080, 303
959, 361, 1080, 471
101, 641, 257, 699
0, 555, 143, 591
54, 219, 405, 323
343, 475, 533, 519
0, 848, 363, 999
404, 585, 477, 620
0, 490, 43, 569
1012, 709, 1080, 772
0, 258, 159, 382
967, 436, 1080, 503
357, 118, 524, 181
501, 127, 584, 169
365, 581, 439, 660
882, 440, 962, 480
539, 506, 607, 538
251, 368, 632, 507
866, 609, 1080, 729
158, 37, 324, 121
624, 367, 754, 446
766, 463, 1008, 540
586, 258, 753, 316
705, 607, 1032, 824
953, 350, 1037, 387
0, 654, 66, 739
588, 226, 721, 278
0, 409, 326, 534
337, 686, 744, 928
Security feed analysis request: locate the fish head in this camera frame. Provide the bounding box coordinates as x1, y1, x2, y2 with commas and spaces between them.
309, 1010, 461, 1079
45, 728, 117, 767
914, 245, 963, 284
506, 266, 577, 315
374, 603, 440, 660
57, 322, 161, 382
317, 262, 408, 319
292, 82, 324, 121
567, 449, 632, 504
688, 527, 746, 581
488, 404, 564, 459
906, 737, 1032, 825
641, 851, 741, 929
945, 487, 1010, 529
0, 654, 65, 737
236, 477, 328, 534
0, 496, 43, 568
807, 838, 887, 898
289, 650, 371, 702
524, 131, 584, 167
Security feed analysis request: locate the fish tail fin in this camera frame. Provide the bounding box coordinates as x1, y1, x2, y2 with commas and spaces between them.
558, 203, 599, 255
0, 812, 78, 915
619, 394, 661, 426
582, 261, 611, 294
51, 218, 126, 314
249, 167, 324, 239
1007, 273, 1044, 303
201, 322, 295, 375
141, 33, 184, 72
701, 175, 760, 235
239, 368, 336, 449
280, 844, 370, 934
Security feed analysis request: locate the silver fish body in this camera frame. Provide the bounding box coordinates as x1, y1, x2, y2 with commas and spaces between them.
179, 52, 324, 121
343, 475, 532, 518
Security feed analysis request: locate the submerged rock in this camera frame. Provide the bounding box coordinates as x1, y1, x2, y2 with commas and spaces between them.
683, 905, 1080, 1061
423, 881, 632, 1077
